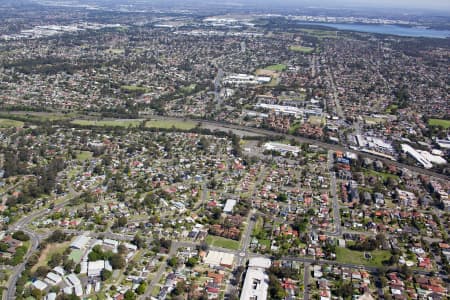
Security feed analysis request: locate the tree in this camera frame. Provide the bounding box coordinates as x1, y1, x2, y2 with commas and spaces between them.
46, 230, 68, 243
117, 216, 128, 227
12, 230, 30, 241
100, 269, 112, 281
49, 253, 63, 268
118, 244, 127, 255
124, 290, 136, 300
186, 257, 198, 268
135, 282, 147, 295
35, 266, 50, 278
167, 257, 179, 267
109, 253, 126, 269
132, 234, 146, 249
268, 274, 286, 299
74, 264, 81, 274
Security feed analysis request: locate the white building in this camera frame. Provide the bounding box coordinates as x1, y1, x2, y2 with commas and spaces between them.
45, 272, 63, 285
71, 235, 91, 249
240, 257, 271, 300
203, 251, 234, 267
86, 260, 113, 277
223, 199, 237, 213
32, 280, 48, 291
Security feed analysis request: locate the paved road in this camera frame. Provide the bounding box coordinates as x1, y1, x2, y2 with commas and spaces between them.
148, 115, 449, 181
328, 150, 342, 236
303, 263, 310, 300
214, 68, 224, 110
5, 194, 78, 300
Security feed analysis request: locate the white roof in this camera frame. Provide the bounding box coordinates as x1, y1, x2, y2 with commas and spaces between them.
124, 242, 138, 251
53, 266, 65, 276
87, 260, 112, 276
45, 293, 57, 300
240, 266, 269, 300
63, 287, 73, 295
46, 272, 62, 284
204, 250, 234, 267
74, 284, 83, 296
103, 238, 119, 247
223, 199, 237, 213
66, 273, 81, 286
32, 280, 48, 291
86, 284, 92, 295
71, 235, 91, 249
248, 257, 271, 269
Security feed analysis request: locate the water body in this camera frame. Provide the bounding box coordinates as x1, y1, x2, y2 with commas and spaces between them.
298, 22, 450, 38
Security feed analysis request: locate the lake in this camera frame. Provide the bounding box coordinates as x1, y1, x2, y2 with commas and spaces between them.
298, 22, 450, 38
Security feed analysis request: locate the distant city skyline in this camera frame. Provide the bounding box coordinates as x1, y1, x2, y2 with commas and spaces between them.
146, 0, 450, 12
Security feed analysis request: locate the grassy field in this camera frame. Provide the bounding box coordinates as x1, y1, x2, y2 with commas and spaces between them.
336, 247, 391, 267
31, 242, 70, 272
71, 119, 143, 127
300, 29, 338, 39
76, 151, 93, 162
2, 111, 76, 122
289, 45, 315, 53
69, 249, 84, 263
308, 116, 326, 126
180, 83, 197, 93
363, 169, 399, 181
264, 64, 287, 72
205, 235, 240, 250
0, 118, 24, 128
120, 85, 148, 93
145, 119, 197, 130
428, 118, 450, 129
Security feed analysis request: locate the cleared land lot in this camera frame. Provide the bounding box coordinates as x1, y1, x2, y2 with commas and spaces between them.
31, 242, 70, 272
289, 45, 315, 53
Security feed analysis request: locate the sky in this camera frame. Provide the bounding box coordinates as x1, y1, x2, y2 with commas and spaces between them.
184, 0, 450, 12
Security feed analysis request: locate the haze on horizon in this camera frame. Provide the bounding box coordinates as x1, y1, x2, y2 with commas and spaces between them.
157, 0, 450, 12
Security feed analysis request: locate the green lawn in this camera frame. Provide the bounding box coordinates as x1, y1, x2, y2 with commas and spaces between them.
336, 247, 391, 267
1, 112, 76, 122
0, 118, 24, 128
69, 249, 84, 263
300, 29, 338, 39
363, 169, 399, 181
120, 85, 148, 93
145, 120, 197, 130
205, 235, 240, 250
428, 118, 450, 129
264, 64, 287, 72
180, 84, 197, 93
308, 116, 325, 126
289, 45, 315, 53
76, 151, 93, 162
71, 119, 142, 127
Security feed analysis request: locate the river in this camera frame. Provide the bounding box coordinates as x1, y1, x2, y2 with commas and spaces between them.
298, 22, 450, 38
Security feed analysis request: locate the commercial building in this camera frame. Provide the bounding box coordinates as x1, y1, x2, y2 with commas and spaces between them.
70, 235, 91, 249
203, 250, 234, 268
240, 257, 271, 300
